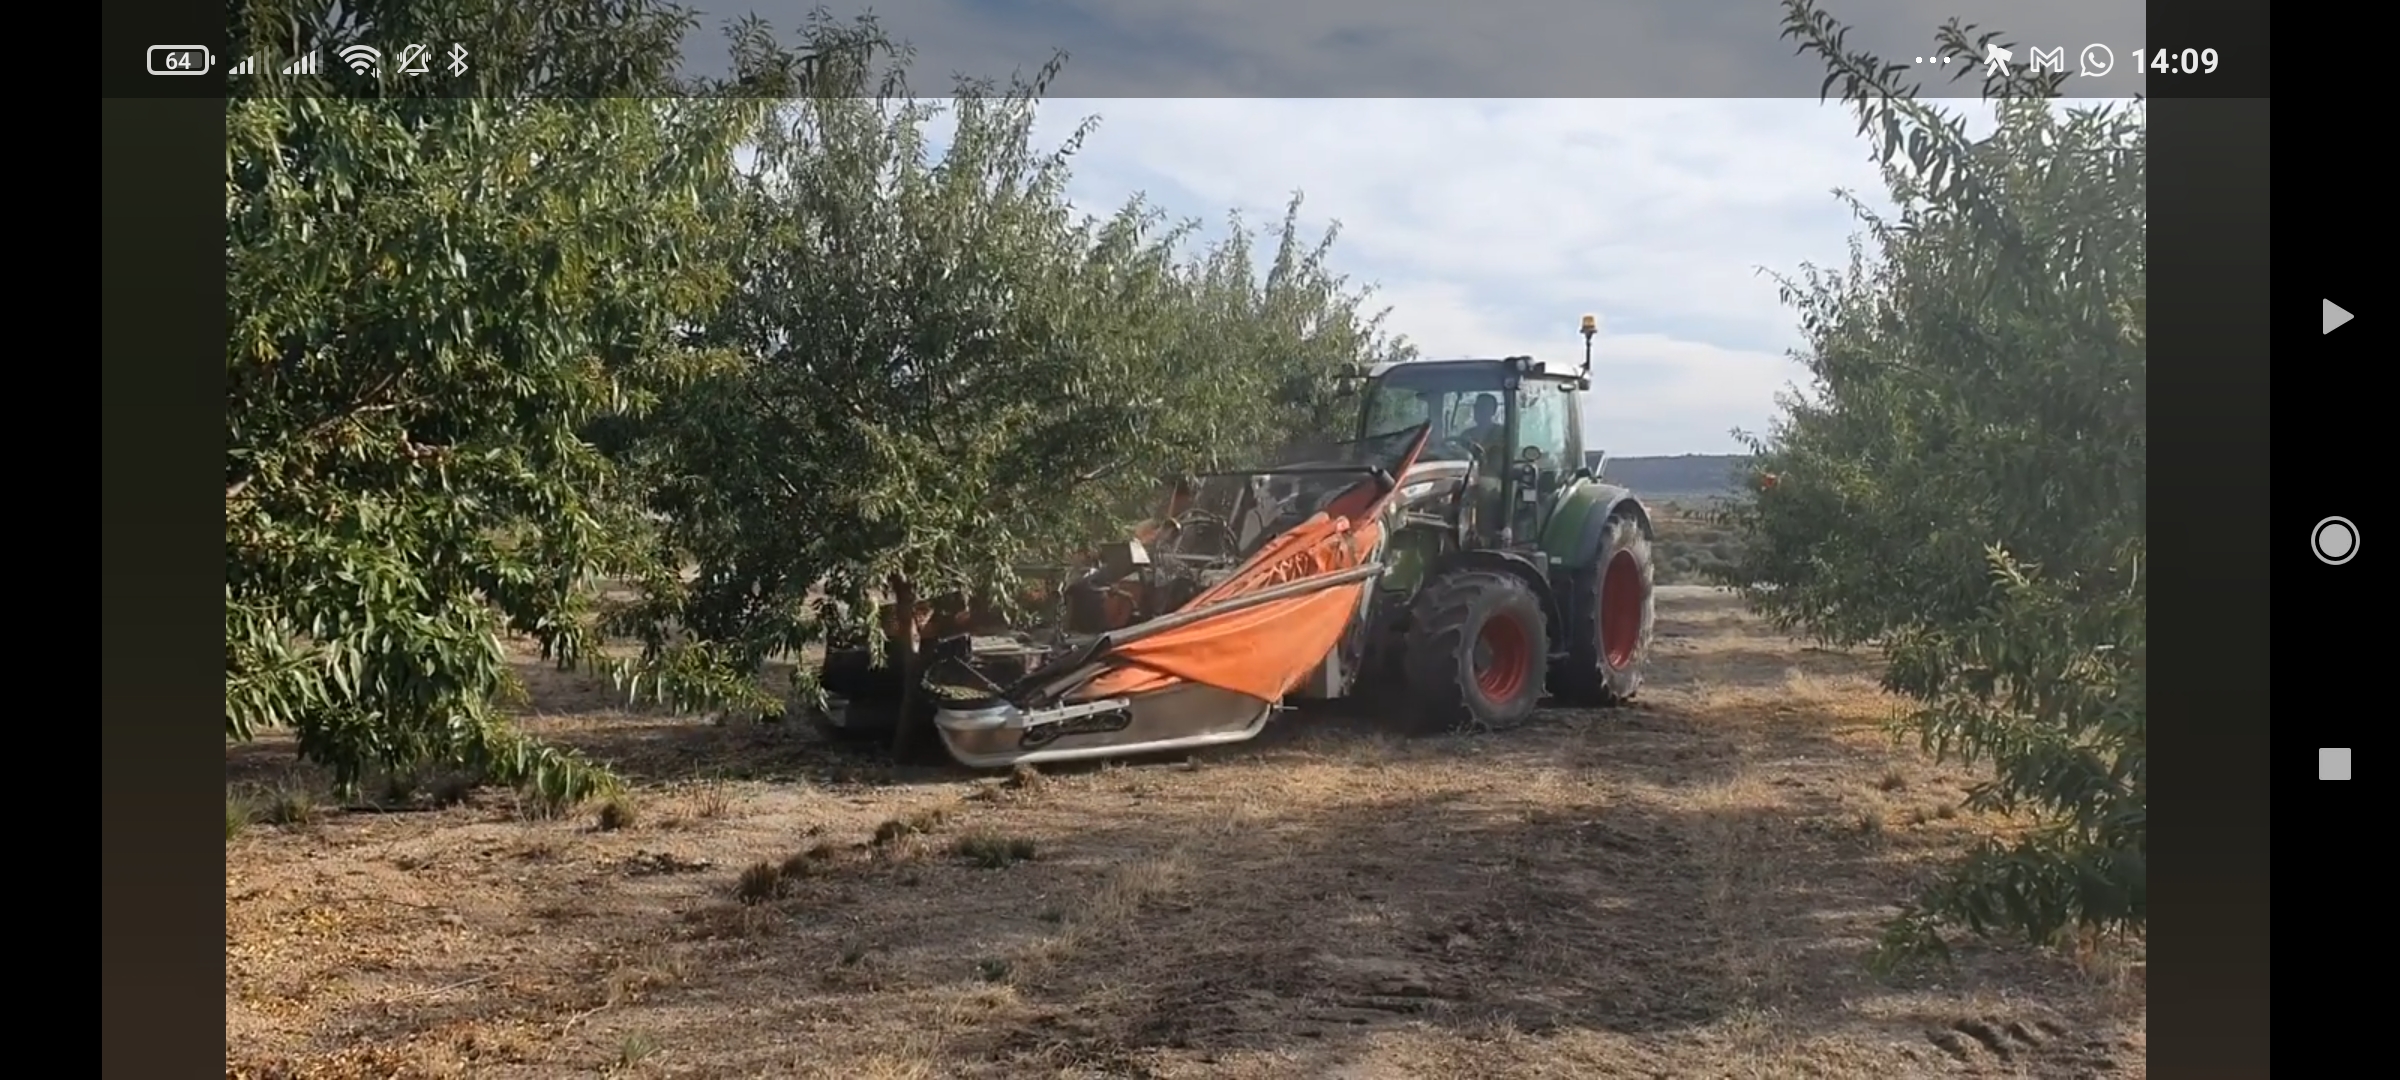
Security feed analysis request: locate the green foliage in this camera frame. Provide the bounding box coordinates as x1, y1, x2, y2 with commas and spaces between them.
222, 2, 892, 795
1720, 1, 2145, 963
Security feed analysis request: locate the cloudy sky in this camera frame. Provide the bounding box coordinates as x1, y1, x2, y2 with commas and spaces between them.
1021, 98, 2126, 456
703, 1, 2145, 455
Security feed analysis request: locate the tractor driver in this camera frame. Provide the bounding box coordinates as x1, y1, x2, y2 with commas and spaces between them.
1453, 392, 1512, 526
1456, 393, 1507, 458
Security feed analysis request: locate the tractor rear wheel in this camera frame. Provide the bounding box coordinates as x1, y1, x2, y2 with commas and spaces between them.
1551, 513, 1655, 706
1400, 569, 1550, 732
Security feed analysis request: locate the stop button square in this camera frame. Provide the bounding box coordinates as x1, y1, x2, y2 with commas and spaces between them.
2321, 748, 2351, 780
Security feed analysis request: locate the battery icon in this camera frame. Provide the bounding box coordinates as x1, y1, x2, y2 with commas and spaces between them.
147, 45, 214, 75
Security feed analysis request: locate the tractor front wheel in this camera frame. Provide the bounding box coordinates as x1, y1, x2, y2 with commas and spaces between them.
1399, 569, 1550, 733
1551, 513, 1655, 706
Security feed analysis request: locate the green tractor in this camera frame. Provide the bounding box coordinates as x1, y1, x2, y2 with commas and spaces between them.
1331, 316, 1657, 730
813, 317, 1657, 764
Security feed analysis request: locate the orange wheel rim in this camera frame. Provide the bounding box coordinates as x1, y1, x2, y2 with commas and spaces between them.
1602, 551, 1643, 669
1475, 614, 1532, 699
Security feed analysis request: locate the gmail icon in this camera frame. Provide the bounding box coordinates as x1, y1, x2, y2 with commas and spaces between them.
2028, 45, 2066, 73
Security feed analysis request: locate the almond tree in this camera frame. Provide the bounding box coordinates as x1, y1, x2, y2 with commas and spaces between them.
1721, 1, 2145, 963
222, 1, 884, 798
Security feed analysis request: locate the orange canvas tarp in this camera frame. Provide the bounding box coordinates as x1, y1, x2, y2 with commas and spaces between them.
1079, 427, 1426, 703
1080, 512, 1386, 702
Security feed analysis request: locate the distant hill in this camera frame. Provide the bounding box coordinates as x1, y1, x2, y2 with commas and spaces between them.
1587, 453, 1750, 499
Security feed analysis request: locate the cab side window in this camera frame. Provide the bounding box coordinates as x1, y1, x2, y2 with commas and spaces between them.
1517, 382, 1572, 466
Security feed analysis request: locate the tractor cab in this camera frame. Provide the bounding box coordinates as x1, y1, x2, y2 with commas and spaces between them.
1354, 356, 1590, 547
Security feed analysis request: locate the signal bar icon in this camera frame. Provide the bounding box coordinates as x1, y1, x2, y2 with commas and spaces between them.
229, 56, 256, 75
337, 44, 380, 76
282, 51, 318, 75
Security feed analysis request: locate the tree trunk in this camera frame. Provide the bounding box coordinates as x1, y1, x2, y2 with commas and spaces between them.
884, 575, 934, 761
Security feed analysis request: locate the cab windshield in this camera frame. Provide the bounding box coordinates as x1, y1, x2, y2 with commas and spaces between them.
1360, 364, 1574, 468
1361, 366, 1508, 464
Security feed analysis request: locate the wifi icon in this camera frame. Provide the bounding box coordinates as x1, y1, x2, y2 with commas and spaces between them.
337, 44, 381, 76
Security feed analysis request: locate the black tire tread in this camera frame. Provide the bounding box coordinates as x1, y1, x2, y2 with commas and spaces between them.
1551, 514, 1655, 706
1400, 569, 1549, 733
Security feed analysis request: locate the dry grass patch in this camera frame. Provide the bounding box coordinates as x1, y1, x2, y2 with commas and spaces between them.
965, 763, 1053, 804
611, 1029, 662, 1073
733, 860, 785, 904
872, 804, 953, 846
950, 829, 1037, 868
1090, 850, 1195, 919
681, 900, 790, 941
245, 781, 323, 828
686, 776, 735, 819
1004, 762, 1048, 792
595, 794, 639, 832
780, 841, 847, 878
225, 792, 254, 841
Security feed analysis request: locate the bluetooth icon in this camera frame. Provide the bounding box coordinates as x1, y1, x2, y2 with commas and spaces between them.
446, 44, 469, 76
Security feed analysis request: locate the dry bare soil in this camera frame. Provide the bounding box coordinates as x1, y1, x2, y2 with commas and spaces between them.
226, 587, 2144, 1079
